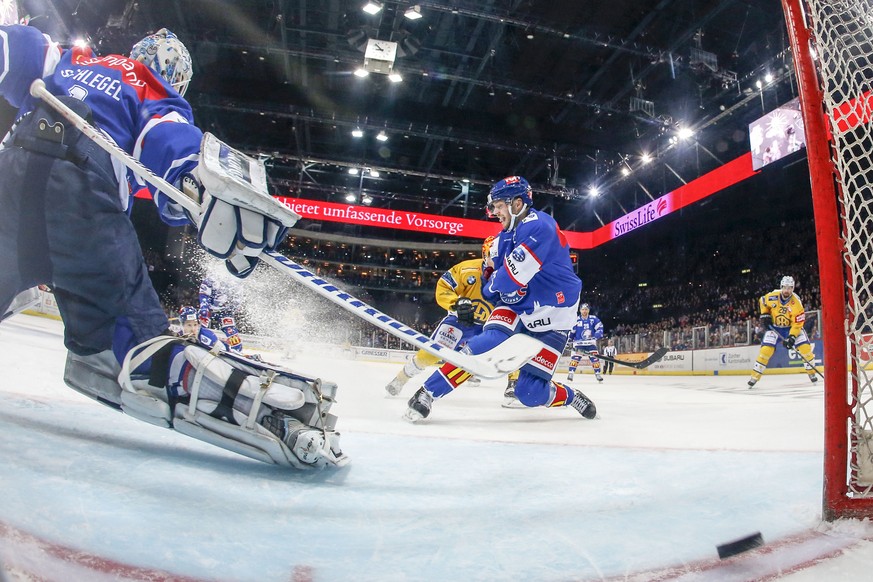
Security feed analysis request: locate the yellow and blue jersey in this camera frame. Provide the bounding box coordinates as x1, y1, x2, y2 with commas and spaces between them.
759, 289, 806, 337
435, 259, 494, 324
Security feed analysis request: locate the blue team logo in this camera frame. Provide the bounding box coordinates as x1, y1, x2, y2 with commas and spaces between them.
511, 248, 526, 262
500, 286, 528, 305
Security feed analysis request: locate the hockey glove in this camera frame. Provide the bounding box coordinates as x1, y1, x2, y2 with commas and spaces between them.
783, 335, 797, 349
454, 297, 475, 325
760, 314, 773, 329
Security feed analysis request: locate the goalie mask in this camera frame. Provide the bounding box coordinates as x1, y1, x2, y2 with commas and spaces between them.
130, 28, 193, 96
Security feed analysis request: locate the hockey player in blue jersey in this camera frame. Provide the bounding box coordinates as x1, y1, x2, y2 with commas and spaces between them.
0, 25, 346, 468
567, 303, 605, 382
405, 176, 597, 422
198, 277, 244, 353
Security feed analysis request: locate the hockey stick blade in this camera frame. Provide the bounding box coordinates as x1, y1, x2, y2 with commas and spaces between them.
27, 80, 539, 379
591, 347, 669, 370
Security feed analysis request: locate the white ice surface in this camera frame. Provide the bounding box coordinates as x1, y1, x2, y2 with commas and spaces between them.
1, 314, 872, 581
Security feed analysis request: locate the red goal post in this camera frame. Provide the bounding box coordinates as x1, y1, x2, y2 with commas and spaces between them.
781, 0, 873, 520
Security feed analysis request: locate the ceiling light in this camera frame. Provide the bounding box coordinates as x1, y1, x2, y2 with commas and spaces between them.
345, 193, 357, 202
376, 131, 388, 142
677, 127, 694, 140
641, 153, 652, 164
368, 169, 381, 178
348, 168, 359, 175
362, 1, 383, 15
755, 79, 763, 89
764, 72, 774, 83
352, 128, 364, 138
621, 167, 630, 176
354, 68, 369, 78
404, 5, 423, 20
388, 72, 403, 83
362, 195, 374, 205
588, 186, 600, 197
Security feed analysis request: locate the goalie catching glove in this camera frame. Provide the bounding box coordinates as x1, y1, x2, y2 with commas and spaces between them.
180, 133, 302, 278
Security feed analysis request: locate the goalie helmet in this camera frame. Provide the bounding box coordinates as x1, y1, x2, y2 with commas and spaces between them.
130, 28, 193, 96
487, 176, 533, 212
780, 275, 795, 289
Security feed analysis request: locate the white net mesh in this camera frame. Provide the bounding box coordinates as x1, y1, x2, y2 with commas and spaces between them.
805, 0, 873, 495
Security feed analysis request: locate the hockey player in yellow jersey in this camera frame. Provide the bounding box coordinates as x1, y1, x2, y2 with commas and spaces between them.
385, 236, 520, 402
748, 275, 820, 388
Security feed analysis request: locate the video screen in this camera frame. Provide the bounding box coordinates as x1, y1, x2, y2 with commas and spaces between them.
749, 97, 806, 171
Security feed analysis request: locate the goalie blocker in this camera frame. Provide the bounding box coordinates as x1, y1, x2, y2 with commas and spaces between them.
64, 338, 348, 469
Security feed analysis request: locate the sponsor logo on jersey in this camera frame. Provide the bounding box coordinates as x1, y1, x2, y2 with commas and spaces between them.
489, 308, 518, 327
531, 348, 558, 371
556, 291, 565, 304
466, 275, 476, 285
511, 247, 526, 262
221, 317, 235, 327
525, 317, 552, 329
226, 335, 241, 346
504, 176, 521, 185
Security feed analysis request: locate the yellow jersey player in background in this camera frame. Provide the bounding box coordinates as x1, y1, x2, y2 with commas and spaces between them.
385, 236, 520, 404
748, 275, 820, 388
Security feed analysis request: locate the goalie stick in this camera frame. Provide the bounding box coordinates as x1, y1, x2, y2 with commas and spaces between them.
767, 325, 825, 380
580, 346, 669, 370
29, 80, 540, 379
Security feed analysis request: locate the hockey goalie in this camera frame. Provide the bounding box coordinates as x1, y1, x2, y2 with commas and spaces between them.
0, 24, 346, 469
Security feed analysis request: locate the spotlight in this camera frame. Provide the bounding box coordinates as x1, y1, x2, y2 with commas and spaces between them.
354, 68, 369, 78
352, 128, 364, 138
677, 127, 694, 140
388, 72, 403, 83
641, 153, 652, 164
348, 168, 359, 175
362, 1, 383, 15
345, 193, 357, 202
588, 186, 600, 197
404, 5, 423, 20
376, 131, 388, 142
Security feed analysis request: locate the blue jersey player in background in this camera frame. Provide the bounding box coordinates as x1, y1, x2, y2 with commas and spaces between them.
567, 303, 605, 382
198, 276, 244, 353
405, 176, 597, 422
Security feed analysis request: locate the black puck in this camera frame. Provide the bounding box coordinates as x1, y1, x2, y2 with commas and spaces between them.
716, 532, 764, 559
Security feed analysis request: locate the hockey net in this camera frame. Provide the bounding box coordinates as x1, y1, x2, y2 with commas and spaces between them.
782, 0, 873, 519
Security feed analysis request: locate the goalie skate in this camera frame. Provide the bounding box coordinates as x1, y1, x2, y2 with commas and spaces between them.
66, 335, 348, 469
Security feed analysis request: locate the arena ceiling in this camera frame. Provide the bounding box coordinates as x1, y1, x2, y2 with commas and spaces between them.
18, 0, 797, 233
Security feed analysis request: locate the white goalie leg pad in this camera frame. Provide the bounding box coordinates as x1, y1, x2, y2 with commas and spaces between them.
118, 336, 347, 469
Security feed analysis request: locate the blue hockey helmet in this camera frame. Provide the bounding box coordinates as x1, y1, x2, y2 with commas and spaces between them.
130, 28, 193, 96
487, 176, 533, 211
179, 305, 198, 321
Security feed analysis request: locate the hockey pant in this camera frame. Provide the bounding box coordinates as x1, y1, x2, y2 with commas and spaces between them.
569, 343, 601, 375
422, 307, 576, 408
0, 98, 168, 357
399, 315, 482, 379
213, 311, 243, 352
63, 336, 347, 469
751, 328, 817, 381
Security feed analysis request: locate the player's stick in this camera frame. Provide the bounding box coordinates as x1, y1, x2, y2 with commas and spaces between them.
768, 325, 825, 380
29, 79, 540, 379
580, 346, 669, 370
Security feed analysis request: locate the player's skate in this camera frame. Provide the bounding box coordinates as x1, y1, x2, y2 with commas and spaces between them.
747, 377, 758, 388
403, 387, 433, 423
501, 379, 525, 408
808, 373, 818, 383
466, 376, 482, 387
569, 388, 597, 419
566, 372, 574, 382
595, 372, 603, 382
385, 371, 409, 397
